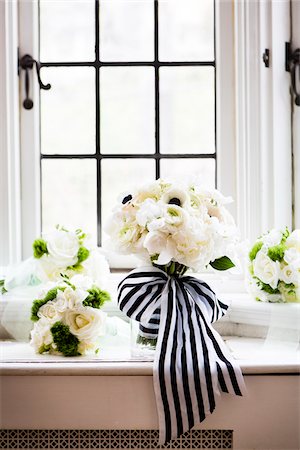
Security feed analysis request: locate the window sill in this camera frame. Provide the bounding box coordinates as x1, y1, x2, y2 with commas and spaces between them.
0, 338, 299, 376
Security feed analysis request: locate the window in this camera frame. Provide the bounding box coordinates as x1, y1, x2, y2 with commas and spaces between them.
0, 0, 297, 268
24, 0, 217, 255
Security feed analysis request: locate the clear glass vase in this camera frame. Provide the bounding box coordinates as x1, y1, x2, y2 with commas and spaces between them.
130, 261, 188, 360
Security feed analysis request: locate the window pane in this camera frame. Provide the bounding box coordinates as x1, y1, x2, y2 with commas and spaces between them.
40, 68, 95, 155
100, 0, 154, 61
101, 158, 155, 234
100, 68, 155, 154
40, 0, 95, 62
160, 67, 215, 154
42, 159, 97, 240
160, 158, 215, 188
159, 0, 214, 61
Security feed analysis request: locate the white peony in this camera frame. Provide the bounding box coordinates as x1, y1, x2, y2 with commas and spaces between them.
136, 199, 162, 227
44, 229, 79, 267
253, 250, 280, 289
64, 307, 106, 341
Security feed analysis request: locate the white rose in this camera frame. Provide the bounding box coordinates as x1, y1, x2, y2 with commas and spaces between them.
64, 307, 106, 341
253, 250, 280, 289
280, 264, 299, 286
286, 230, 300, 252
37, 300, 62, 322
262, 229, 282, 247
45, 229, 79, 267
283, 247, 300, 265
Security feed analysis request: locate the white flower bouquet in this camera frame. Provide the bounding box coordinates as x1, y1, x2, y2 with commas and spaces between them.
1, 225, 110, 293
30, 275, 110, 356
106, 179, 245, 443
248, 228, 300, 303
106, 178, 239, 273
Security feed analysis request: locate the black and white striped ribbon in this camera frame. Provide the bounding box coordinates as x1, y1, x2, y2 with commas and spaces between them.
118, 267, 245, 444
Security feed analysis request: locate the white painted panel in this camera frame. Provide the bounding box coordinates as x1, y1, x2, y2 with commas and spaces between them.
0, 375, 299, 449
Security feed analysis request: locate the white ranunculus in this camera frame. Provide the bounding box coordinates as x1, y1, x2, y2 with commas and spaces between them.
64, 307, 106, 341
45, 229, 80, 267
164, 204, 187, 228
286, 230, 300, 251
253, 250, 280, 289
280, 264, 299, 286
262, 229, 282, 247
37, 300, 62, 322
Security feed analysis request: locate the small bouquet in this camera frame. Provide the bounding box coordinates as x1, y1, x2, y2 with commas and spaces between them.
106, 179, 245, 443
106, 179, 239, 272
248, 228, 300, 303
1, 225, 110, 293
30, 275, 110, 356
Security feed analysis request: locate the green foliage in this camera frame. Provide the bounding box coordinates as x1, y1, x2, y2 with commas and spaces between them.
255, 278, 280, 295
77, 246, 90, 264
210, 256, 235, 271
249, 241, 263, 261
278, 282, 298, 303
136, 335, 157, 348
281, 227, 290, 242
50, 322, 80, 356
0, 279, 7, 294
83, 286, 111, 309
76, 229, 87, 245
267, 244, 285, 262
31, 287, 59, 322
33, 239, 48, 258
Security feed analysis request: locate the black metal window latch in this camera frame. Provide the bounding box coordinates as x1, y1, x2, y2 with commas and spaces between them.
18, 53, 51, 110
285, 42, 300, 107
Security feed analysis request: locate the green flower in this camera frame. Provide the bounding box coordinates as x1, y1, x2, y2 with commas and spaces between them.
77, 246, 90, 264
278, 282, 298, 303
267, 244, 285, 262
83, 286, 111, 309
249, 241, 263, 261
50, 322, 80, 356
33, 239, 48, 258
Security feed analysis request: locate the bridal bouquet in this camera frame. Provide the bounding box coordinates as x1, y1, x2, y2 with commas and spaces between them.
30, 275, 110, 356
106, 179, 239, 271
106, 179, 245, 444
248, 228, 300, 303
1, 225, 110, 293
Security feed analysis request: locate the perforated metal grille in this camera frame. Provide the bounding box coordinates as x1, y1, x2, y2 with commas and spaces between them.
0, 429, 232, 449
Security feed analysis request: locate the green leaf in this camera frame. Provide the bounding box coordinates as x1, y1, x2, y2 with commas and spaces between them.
77, 246, 90, 264
210, 256, 235, 271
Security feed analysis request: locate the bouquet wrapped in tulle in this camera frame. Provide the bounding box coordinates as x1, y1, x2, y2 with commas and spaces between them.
106, 179, 245, 444
30, 275, 110, 356
1, 225, 110, 293
248, 228, 300, 303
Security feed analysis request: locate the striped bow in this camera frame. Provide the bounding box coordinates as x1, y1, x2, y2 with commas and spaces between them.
118, 267, 245, 444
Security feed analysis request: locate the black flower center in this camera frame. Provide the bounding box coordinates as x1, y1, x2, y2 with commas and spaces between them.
122, 194, 132, 204
168, 197, 181, 207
